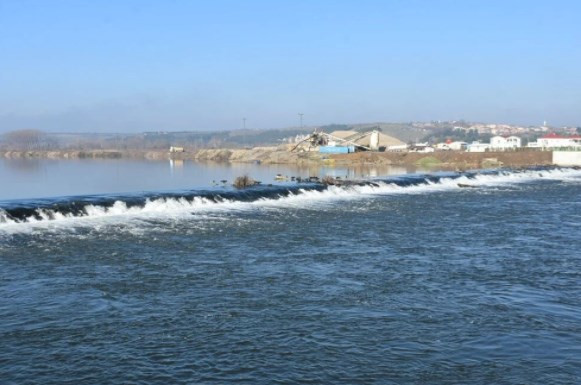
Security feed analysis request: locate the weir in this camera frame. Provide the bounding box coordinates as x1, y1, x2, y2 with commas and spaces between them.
1, 167, 579, 227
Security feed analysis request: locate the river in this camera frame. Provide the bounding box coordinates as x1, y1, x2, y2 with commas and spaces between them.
1, 161, 580, 384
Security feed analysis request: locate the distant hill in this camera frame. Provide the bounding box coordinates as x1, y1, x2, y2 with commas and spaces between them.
0, 122, 425, 150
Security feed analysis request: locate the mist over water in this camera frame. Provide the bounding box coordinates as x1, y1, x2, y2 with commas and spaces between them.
1, 164, 580, 384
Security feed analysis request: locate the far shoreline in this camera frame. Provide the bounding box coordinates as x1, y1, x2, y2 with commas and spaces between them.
0, 146, 554, 171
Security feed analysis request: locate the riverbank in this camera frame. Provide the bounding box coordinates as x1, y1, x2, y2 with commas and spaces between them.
0, 147, 553, 169
0, 146, 321, 165
329, 150, 553, 169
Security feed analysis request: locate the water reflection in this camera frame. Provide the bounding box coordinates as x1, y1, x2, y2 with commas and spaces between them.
309, 164, 411, 179
169, 159, 184, 169
1, 158, 419, 200
2, 158, 44, 172
169, 158, 184, 176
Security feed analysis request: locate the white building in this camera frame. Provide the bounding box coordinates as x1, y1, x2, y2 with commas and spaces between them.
490, 135, 521, 150
409, 143, 435, 153
435, 143, 451, 151
467, 141, 490, 152
449, 141, 468, 151
387, 144, 409, 152
435, 141, 467, 151
529, 133, 581, 149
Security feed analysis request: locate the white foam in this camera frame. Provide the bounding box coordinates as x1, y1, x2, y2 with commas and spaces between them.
0, 209, 15, 225
1, 168, 580, 233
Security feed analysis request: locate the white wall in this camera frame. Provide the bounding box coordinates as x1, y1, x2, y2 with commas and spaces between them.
467, 143, 490, 152
540, 138, 581, 148
449, 141, 467, 150
553, 151, 581, 166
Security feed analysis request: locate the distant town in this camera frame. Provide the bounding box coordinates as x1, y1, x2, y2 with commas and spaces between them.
1, 120, 580, 153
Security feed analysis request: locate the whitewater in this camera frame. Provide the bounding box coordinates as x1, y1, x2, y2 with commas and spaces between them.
1, 167, 580, 232
2, 165, 581, 384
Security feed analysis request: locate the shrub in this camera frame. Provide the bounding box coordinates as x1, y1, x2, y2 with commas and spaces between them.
321, 176, 337, 185
233, 175, 256, 189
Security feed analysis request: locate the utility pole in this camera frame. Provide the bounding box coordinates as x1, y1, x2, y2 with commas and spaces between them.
298, 113, 304, 129
242, 118, 247, 147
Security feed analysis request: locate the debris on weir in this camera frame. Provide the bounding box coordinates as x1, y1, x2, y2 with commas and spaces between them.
233, 175, 261, 189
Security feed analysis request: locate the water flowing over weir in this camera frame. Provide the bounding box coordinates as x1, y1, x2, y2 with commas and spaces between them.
1, 167, 580, 228
2, 166, 581, 384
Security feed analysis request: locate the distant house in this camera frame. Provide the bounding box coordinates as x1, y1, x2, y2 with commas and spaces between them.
528, 133, 581, 149
169, 146, 185, 153
449, 141, 468, 151
435, 143, 451, 151
490, 135, 521, 150
467, 141, 490, 152
435, 141, 467, 151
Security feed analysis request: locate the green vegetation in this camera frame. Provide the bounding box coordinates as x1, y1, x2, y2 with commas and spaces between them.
421, 128, 490, 144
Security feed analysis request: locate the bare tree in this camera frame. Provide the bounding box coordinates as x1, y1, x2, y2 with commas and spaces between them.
2, 129, 48, 150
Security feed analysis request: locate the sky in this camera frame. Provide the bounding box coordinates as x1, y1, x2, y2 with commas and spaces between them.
1, 0, 580, 133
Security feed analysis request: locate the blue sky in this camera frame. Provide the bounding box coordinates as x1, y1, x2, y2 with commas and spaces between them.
1, 0, 580, 132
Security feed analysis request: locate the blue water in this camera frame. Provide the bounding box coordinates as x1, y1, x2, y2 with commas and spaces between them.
1, 166, 580, 384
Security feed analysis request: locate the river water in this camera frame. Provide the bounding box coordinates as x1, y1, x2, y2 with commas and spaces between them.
1, 160, 580, 384
0, 158, 410, 200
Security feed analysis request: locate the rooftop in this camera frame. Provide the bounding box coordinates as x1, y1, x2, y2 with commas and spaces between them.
541, 133, 581, 139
